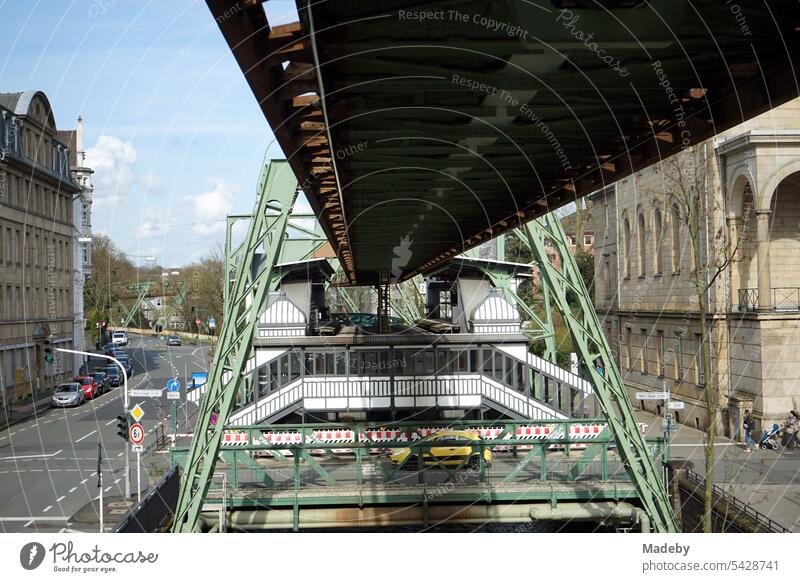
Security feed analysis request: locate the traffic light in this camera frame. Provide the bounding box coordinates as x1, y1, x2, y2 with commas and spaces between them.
43, 337, 54, 364
116, 414, 129, 441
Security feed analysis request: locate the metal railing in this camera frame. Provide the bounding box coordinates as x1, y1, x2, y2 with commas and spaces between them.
738, 287, 800, 312
168, 420, 665, 497
683, 468, 789, 533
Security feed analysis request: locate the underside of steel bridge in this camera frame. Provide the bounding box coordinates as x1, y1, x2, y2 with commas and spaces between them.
208, 0, 800, 285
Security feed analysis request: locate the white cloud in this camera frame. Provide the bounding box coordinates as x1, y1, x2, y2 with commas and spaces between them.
136, 220, 173, 240
183, 178, 236, 235
85, 134, 138, 206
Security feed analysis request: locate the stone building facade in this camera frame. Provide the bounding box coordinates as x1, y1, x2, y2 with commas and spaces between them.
591, 97, 800, 438
57, 117, 93, 374
0, 91, 82, 403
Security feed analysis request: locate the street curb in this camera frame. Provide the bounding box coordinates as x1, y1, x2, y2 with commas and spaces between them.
0, 396, 53, 431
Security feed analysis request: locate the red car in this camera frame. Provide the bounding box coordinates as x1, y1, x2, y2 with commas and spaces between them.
74, 376, 99, 400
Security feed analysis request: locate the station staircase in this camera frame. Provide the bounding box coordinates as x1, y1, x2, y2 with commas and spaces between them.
187, 345, 593, 426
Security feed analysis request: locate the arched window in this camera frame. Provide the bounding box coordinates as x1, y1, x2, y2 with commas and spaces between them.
653, 208, 663, 275
637, 212, 647, 276
623, 217, 631, 278
671, 203, 681, 273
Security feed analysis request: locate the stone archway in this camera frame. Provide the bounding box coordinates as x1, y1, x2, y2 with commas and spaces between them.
729, 174, 757, 306
768, 171, 800, 308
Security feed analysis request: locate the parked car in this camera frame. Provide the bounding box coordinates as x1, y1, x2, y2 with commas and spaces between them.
167, 335, 181, 346
389, 430, 492, 469
103, 366, 122, 387
112, 330, 129, 346
104, 344, 125, 357
116, 355, 132, 378
89, 371, 110, 394
51, 383, 85, 407
74, 376, 99, 400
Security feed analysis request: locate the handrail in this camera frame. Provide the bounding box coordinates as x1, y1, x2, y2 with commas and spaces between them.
683, 468, 789, 532
738, 287, 800, 312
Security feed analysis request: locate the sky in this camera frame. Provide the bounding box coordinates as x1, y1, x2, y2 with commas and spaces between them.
0, 0, 309, 267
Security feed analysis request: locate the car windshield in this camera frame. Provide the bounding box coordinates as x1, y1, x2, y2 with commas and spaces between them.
170, 336, 179, 340
104, 368, 119, 376
55, 384, 79, 393
78, 378, 92, 385
424, 434, 471, 445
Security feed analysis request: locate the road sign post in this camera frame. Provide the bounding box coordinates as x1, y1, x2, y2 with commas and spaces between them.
129, 422, 144, 504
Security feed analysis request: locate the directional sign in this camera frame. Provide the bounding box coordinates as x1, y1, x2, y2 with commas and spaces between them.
668, 401, 686, 410
130, 389, 162, 398
129, 423, 144, 445
166, 378, 181, 392
191, 372, 208, 389
167, 391, 180, 401
636, 391, 670, 400
130, 403, 145, 422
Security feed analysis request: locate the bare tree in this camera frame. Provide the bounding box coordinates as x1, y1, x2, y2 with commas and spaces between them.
659, 145, 741, 532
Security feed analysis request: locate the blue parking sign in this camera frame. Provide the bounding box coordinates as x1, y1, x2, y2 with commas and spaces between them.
166, 378, 181, 392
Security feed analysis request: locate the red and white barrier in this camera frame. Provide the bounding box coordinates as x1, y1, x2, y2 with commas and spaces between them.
237, 422, 648, 457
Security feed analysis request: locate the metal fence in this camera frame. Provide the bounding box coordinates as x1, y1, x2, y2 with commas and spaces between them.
683, 468, 789, 533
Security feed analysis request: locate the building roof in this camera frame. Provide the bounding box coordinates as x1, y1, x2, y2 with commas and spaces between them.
56, 130, 78, 167
0, 91, 57, 128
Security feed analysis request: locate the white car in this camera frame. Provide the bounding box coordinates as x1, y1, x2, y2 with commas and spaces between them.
111, 330, 128, 346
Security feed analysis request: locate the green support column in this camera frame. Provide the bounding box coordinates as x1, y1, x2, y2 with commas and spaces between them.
524, 213, 677, 532
171, 160, 298, 532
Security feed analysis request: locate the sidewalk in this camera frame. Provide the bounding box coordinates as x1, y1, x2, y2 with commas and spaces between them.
635, 408, 800, 531
0, 394, 53, 431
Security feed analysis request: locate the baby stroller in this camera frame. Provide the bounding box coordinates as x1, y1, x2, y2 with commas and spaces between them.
759, 424, 780, 450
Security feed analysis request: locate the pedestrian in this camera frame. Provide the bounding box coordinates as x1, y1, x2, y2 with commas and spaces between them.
743, 409, 756, 453
784, 411, 798, 450
594, 358, 605, 379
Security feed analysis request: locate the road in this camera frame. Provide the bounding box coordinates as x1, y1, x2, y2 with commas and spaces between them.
0, 333, 208, 533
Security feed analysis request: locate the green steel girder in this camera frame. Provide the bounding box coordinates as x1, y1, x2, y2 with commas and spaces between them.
118, 282, 154, 328
524, 214, 677, 533
172, 160, 299, 532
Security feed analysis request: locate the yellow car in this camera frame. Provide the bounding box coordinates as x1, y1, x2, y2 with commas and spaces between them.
390, 430, 492, 469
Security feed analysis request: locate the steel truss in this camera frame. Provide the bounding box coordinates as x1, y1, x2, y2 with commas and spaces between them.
172, 160, 299, 532
172, 161, 675, 531
523, 214, 677, 532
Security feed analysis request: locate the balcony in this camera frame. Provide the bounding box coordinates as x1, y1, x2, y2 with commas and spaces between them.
738, 288, 800, 312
